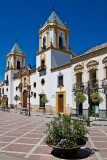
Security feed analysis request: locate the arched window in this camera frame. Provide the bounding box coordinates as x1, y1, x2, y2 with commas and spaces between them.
17, 60, 20, 69
43, 36, 46, 49
59, 36, 63, 50
7, 61, 9, 68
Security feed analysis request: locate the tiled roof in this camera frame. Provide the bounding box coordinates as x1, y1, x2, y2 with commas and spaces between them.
83, 42, 107, 54
10, 42, 23, 54
44, 11, 65, 27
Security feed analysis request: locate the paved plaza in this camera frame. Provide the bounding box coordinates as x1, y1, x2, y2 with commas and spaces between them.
0, 111, 107, 159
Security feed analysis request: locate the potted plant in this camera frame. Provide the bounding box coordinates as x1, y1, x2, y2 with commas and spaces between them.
90, 92, 103, 119
74, 92, 86, 104
90, 92, 103, 105
45, 113, 88, 155
41, 95, 49, 104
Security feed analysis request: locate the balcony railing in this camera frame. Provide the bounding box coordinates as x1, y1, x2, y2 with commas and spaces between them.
73, 82, 84, 90
73, 79, 98, 91
37, 65, 46, 72
87, 79, 98, 88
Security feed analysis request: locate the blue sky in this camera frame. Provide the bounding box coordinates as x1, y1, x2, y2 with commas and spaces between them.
0, 0, 107, 80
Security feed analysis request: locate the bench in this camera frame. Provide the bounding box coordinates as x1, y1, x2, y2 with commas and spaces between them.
20, 108, 29, 115
1, 106, 10, 112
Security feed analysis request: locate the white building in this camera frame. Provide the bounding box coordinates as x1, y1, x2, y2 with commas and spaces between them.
0, 10, 107, 117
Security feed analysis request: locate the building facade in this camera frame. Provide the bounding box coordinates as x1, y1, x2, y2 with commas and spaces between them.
0, 11, 107, 117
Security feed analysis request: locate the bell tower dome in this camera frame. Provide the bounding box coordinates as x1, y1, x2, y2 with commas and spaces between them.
6, 42, 25, 71
38, 10, 69, 53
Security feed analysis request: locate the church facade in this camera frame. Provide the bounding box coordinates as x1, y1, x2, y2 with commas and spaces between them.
0, 11, 107, 117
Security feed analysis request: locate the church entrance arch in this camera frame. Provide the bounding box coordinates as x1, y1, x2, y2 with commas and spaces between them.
23, 90, 27, 108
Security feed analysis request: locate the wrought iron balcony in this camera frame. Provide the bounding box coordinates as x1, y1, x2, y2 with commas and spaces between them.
86, 79, 98, 88
73, 82, 84, 91
37, 65, 46, 72
4, 80, 9, 86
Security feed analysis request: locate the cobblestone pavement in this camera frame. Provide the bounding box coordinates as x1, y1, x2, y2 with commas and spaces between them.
0, 111, 107, 160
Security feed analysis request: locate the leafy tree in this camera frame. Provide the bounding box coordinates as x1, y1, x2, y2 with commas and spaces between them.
41, 95, 49, 104
90, 92, 103, 104
14, 95, 20, 109
0, 97, 4, 107
74, 92, 86, 103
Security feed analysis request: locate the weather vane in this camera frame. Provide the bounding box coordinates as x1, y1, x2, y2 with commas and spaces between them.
52, 4, 55, 11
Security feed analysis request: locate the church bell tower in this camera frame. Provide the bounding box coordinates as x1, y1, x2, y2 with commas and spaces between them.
38, 10, 70, 53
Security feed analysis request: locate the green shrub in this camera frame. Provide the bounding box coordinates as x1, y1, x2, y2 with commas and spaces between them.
90, 92, 103, 104
74, 92, 86, 103
45, 113, 88, 149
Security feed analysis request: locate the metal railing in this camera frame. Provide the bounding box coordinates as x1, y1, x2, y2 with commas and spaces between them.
73, 82, 84, 90
73, 79, 99, 91
37, 65, 46, 72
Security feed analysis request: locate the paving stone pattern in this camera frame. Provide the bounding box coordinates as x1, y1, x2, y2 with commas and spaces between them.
0, 112, 107, 159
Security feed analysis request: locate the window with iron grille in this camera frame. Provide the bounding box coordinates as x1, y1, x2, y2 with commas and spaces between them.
58, 75, 63, 86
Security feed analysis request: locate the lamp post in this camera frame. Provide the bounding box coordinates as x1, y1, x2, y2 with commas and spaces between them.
87, 81, 91, 127
27, 85, 33, 116
80, 81, 91, 126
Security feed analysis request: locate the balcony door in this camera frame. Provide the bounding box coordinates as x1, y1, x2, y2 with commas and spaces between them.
76, 73, 82, 89
89, 69, 96, 87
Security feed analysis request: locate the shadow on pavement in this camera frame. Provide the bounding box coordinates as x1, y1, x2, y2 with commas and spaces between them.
51, 147, 97, 159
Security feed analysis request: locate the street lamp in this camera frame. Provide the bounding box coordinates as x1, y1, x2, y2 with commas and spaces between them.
80, 81, 91, 126
87, 81, 91, 127
26, 85, 33, 116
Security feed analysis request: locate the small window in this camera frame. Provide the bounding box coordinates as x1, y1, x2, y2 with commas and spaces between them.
41, 60, 45, 66
59, 36, 63, 50
2, 88, 4, 94
24, 78, 26, 87
41, 78, 45, 86
106, 67, 107, 79
6, 88, 8, 92
7, 61, 9, 68
58, 75, 63, 86
43, 36, 46, 49
33, 82, 36, 88
17, 60, 20, 69
34, 92, 36, 98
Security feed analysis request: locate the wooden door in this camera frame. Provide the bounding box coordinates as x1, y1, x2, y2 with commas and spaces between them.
58, 94, 63, 113
23, 90, 27, 108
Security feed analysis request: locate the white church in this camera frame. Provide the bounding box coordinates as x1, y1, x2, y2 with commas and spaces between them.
0, 10, 107, 117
